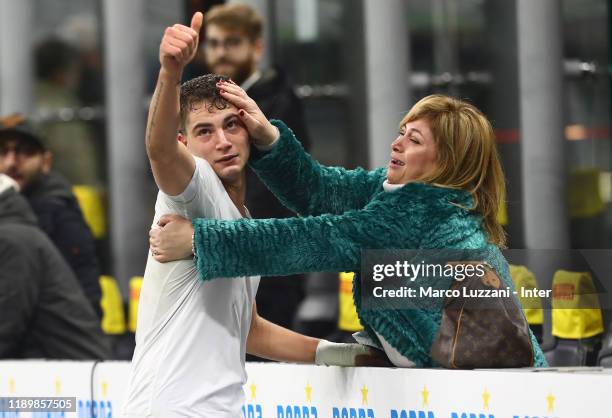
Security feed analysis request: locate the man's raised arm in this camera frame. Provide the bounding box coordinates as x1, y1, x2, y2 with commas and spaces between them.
146, 12, 203, 196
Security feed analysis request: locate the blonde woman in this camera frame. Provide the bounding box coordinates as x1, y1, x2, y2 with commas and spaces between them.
150, 84, 548, 368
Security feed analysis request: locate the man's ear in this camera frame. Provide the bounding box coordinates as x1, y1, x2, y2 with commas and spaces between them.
177, 132, 188, 146
252, 38, 264, 64
41, 151, 53, 174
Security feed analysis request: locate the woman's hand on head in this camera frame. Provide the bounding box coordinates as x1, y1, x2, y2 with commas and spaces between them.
216, 79, 279, 147
149, 214, 194, 262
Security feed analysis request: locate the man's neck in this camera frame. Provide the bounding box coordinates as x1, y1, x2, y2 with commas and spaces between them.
222, 172, 247, 217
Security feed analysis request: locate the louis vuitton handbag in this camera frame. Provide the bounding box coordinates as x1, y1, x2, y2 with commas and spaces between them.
430, 262, 534, 369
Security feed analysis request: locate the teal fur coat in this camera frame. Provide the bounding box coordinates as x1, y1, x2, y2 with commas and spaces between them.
193, 120, 548, 368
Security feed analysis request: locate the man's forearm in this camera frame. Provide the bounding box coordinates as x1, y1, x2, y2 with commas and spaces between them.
147, 14, 201, 195
146, 70, 195, 195
247, 315, 319, 363
146, 69, 182, 163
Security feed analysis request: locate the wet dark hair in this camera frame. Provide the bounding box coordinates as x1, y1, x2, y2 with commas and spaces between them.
179, 74, 230, 132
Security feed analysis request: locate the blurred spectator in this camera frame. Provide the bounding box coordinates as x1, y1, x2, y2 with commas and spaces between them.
202, 3, 311, 340
34, 38, 102, 186
57, 13, 105, 105
0, 175, 109, 359
0, 114, 102, 317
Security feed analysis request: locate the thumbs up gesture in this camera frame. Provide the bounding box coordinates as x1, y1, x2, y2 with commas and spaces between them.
159, 12, 203, 78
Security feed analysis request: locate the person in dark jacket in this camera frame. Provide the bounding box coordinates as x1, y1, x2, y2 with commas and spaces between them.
0, 114, 102, 317
201, 3, 311, 336
0, 175, 109, 359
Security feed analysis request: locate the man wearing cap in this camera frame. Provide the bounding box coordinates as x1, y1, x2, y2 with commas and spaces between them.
0, 114, 102, 316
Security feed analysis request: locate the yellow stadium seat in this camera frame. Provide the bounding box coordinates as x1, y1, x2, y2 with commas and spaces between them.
551, 270, 604, 339
99, 275, 126, 335
567, 168, 604, 219
509, 264, 544, 325
338, 272, 363, 332
72, 185, 107, 239
129, 276, 144, 333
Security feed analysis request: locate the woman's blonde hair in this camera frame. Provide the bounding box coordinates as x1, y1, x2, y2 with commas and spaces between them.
400, 94, 507, 247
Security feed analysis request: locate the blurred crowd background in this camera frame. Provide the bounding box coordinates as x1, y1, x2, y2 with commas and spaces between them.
1, 0, 612, 367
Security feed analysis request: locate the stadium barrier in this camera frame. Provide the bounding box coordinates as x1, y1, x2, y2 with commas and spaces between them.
0, 360, 611, 417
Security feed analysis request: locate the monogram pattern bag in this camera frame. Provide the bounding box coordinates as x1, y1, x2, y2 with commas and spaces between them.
430, 262, 534, 369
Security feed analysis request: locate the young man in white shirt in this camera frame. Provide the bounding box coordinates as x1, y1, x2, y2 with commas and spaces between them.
123, 12, 374, 418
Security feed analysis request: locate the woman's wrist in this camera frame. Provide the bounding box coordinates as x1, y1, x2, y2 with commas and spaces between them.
253, 125, 280, 151
252, 123, 280, 148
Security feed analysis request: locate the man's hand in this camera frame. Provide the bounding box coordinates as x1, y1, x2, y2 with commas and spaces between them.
159, 12, 203, 80
149, 214, 194, 262
216, 79, 280, 147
